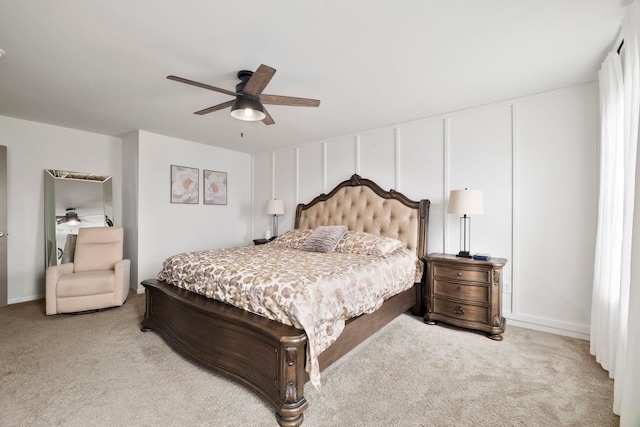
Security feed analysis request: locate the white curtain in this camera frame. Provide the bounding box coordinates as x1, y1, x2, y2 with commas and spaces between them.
592, 2, 640, 425
591, 51, 624, 372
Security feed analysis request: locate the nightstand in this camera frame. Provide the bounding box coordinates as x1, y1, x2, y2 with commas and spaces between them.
424, 253, 507, 340
253, 237, 276, 245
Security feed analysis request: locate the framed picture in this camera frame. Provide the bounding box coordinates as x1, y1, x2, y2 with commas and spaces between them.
170, 165, 199, 204
203, 170, 227, 205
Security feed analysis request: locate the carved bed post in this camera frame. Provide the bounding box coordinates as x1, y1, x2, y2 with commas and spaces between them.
276, 337, 308, 427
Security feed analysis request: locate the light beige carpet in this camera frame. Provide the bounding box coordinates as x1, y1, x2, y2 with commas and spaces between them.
0, 292, 617, 427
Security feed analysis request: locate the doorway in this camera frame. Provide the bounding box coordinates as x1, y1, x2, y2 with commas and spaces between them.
0, 145, 6, 306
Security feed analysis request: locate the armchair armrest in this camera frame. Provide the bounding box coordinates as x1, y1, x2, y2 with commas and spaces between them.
46, 262, 74, 315
114, 259, 131, 304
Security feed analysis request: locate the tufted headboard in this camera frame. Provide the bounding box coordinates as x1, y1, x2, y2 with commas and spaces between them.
295, 174, 430, 259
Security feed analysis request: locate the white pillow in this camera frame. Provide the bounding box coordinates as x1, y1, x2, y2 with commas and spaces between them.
334, 231, 405, 257
268, 229, 314, 248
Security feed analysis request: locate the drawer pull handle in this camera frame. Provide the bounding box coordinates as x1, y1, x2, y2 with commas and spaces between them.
454, 305, 465, 315
457, 272, 463, 277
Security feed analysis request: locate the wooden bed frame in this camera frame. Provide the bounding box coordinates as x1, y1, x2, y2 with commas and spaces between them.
140, 174, 430, 426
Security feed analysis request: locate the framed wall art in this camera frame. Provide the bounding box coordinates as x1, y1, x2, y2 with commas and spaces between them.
170, 165, 199, 204
203, 170, 227, 205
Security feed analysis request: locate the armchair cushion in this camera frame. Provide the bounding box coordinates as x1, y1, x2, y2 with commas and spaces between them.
56, 270, 115, 297
74, 227, 123, 272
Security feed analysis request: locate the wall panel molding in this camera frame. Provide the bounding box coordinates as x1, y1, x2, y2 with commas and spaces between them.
509, 103, 519, 313
252, 82, 598, 337
355, 135, 360, 175
394, 128, 401, 190
322, 142, 327, 193
443, 117, 450, 254
250, 156, 255, 240
270, 152, 276, 199
295, 147, 300, 205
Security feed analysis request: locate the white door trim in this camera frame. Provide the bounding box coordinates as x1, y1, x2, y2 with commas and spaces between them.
0, 145, 7, 307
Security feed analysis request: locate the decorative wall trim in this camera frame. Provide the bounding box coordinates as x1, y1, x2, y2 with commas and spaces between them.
443, 117, 450, 254
251, 156, 255, 241
394, 127, 401, 190
355, 136, 360, 175
270, 152, 276, 199
250, 81, 599, 159
322, 142, 327, 194
509, 103, 519, 313
250, 82, 597, 339
295, 148, 300, 205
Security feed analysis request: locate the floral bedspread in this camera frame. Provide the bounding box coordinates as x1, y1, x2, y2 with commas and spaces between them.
157, 245, 419, 388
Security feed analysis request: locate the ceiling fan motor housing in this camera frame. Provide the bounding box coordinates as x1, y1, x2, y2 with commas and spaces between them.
236, 70, 254, 94
231, 70, 265, 121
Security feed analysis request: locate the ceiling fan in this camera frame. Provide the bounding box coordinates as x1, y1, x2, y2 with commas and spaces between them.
167, 64, 320, 125
56, 208, 82, 225
56, 208, 111, 226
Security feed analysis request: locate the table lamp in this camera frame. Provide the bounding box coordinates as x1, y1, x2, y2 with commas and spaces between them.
266, 199, 285, 238
448, 189, 484, 258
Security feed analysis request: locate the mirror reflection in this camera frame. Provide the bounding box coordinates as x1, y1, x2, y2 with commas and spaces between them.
44, 169, 113, 268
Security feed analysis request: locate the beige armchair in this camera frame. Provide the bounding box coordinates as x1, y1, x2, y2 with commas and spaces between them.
46, 226, 130, 315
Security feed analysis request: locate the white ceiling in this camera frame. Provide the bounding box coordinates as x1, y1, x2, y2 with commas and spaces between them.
0, 0, 627, 154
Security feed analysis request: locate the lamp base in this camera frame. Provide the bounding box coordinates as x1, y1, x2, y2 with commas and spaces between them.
272, 214, 279, 239
456, 251, 472, 258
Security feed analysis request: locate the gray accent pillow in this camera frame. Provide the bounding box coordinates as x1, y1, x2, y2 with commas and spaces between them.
300, 225, 348, 253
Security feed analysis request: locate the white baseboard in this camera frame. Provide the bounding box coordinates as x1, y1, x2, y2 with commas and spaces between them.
7, 285, 144, 305
504, 312, 590, 341
8, 293, 44, 304
7, 289, 588, 343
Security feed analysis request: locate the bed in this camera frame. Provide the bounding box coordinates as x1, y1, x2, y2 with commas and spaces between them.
140, 174, 430, 426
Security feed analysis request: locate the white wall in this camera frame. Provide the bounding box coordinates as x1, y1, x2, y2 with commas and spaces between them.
513, 86, 598, 335
130, 131, 252, 291
121, 131, 139, 286
0, 115, 122, 303
251, 83, 598, 339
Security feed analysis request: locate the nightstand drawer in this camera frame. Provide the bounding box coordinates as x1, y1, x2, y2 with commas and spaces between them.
433, 298, 489, 323
433, 265, 490, 283
433, 279, 489, 303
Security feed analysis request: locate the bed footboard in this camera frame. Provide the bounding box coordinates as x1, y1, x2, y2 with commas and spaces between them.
140, 279, 308, 427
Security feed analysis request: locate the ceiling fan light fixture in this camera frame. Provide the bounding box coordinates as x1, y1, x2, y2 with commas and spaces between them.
60, 208, 81, 226
230, 96, 266, 122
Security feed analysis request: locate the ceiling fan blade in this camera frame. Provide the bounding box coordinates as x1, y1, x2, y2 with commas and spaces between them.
262, 108, 275, 125
260, 94, 320, 107
243, 64, 276, 97
167, 75, 236, 97
194, 100, 234, 115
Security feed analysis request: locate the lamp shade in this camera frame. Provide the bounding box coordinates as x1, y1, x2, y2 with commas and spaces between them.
447, 189, 484, 215
266, 199, 285, 215
230, 96, 266, 122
